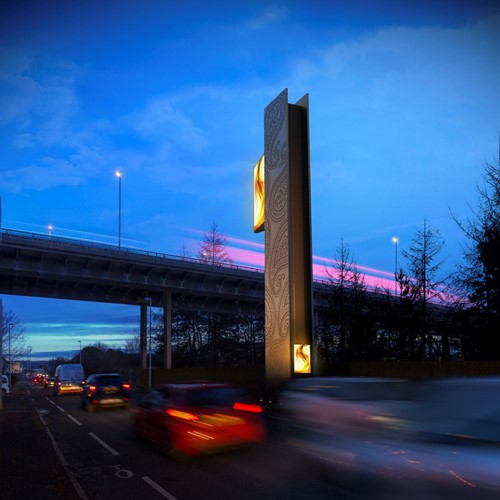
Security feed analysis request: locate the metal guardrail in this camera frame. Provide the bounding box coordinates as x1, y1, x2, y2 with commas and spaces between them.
0, 228, 338, 291
0, 228, 265, 275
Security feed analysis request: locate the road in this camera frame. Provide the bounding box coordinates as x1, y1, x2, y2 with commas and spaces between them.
29, 384, 500, 500
29, 385, 343, 500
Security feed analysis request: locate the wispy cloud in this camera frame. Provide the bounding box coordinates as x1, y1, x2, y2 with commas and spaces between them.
0, 51, 79, 143
291, 15, 500, 113
130, 97, 208, 152
247, 5, 288, 30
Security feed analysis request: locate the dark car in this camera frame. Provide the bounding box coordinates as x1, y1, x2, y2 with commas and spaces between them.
80, 373, 131, 412
33, 374, 46, 386
134, 382, 265, 457
44, 377, 55, 390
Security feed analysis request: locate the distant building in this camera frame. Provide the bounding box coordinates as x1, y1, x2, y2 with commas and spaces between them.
1, 359, 22, 374
10, 361, 22, 374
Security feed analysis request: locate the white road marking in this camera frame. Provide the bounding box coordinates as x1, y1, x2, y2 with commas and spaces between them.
89, 432, 120, 456
56, 405, 66, 413
112, 464, 133, 479
67, 414, 83, 426
142, 476, 179, 500
36, 408, 47, 422
36, 410, 89, 500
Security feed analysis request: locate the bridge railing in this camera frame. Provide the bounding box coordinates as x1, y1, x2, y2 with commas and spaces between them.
0, 228, 265, 275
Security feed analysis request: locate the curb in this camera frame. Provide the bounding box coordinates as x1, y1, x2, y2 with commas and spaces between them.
36, 408, 89, 500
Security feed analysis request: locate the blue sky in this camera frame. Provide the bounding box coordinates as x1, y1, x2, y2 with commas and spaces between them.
1, 1, 499, 357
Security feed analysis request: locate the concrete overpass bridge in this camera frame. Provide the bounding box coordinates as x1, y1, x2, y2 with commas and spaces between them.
1, 229, 452, 371
0, 228, 272, 369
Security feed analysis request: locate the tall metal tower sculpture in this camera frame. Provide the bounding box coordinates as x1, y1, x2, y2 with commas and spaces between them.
254, 89, 314, 390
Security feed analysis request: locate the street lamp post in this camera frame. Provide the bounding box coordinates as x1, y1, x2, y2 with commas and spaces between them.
145, 298, 152, 389
27, 346, 32, 376
8, 322, 13, 389
78, 341, 82, 366
392, 236, 398, 296
116, 170, 122, 251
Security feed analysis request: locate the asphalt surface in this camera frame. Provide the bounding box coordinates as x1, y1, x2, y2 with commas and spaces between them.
0, 382, 84, 500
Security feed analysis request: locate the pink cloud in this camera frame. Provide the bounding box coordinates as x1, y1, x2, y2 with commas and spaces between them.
187, 229, 459, 303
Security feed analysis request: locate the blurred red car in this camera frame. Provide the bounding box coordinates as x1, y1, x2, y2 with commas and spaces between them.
33, 375, 46, 386
134, 382, 266, 457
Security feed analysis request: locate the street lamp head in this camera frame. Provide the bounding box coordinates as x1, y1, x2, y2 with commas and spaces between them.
392, 236, 398, 244
116, 170, 122, 178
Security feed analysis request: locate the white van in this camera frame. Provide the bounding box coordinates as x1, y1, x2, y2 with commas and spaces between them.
53, 363, 85, 396
2, 375, 9, 395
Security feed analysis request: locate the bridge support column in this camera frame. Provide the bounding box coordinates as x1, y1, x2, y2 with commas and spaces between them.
140, 303, 148, 370
163, 290, 172, 369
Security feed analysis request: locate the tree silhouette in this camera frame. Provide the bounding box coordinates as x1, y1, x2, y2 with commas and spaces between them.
1, 310, 27, 362
197, 220, 233, 266
324, 239, 370, 360
453, 158, 500, 358
401, 219, 446, 359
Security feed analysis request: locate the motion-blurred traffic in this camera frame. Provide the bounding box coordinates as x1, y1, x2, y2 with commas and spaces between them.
278, 376, 500, 498
134, 382, 266, 456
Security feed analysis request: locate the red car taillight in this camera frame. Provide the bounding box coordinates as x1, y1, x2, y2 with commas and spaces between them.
233, 402, 263, 413
88, 385, 97, 393
122, 383, 131, 390
165, 408, 199, 421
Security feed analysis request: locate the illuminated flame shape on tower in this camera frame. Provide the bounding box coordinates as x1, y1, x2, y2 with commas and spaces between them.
294, 344, 311, 374
253, 155, 265, 233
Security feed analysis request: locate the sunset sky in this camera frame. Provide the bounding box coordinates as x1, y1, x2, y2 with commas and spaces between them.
1, 1, 499, 357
